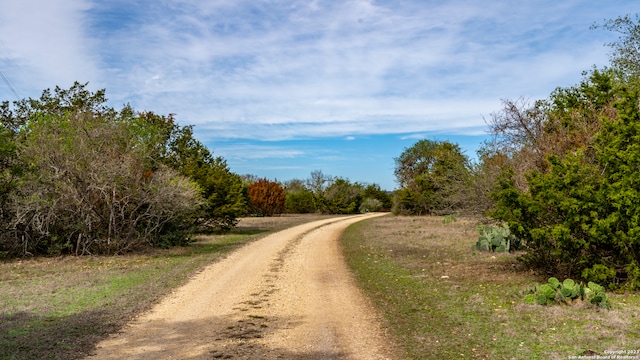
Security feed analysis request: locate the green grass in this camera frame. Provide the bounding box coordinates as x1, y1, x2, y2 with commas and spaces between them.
0, 214, 332, 360
342, 215, 640, 359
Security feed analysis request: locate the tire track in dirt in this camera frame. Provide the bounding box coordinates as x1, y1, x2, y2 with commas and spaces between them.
88, 213, 393, 360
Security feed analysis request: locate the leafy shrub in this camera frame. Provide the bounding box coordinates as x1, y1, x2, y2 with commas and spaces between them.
362, 184, 392, 211
581, 263, 617, 286
323, 178, 362, 214
359, 198, 383, 213
0, 82, 247, 255
285, 190, 316, 213
492, 89, 640, 290
247, 178, 286, 216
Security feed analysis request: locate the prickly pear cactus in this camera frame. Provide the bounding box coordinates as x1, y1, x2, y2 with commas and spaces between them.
560, 279, 578, 299
475, 224, 517, 253
586, 282, 610, 309
548, 277, 561, 289
476, 235, 490, 251
537, 284, 556, 305
524, 278, 610, 309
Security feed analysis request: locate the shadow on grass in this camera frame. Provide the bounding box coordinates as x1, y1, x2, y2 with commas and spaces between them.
230, 226, 271, 236
0, 310, 122, 360
1, 310, 349, 360
156, 229, 270, 259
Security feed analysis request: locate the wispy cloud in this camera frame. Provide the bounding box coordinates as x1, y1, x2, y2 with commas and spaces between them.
0, 0, 98, 94
400, 134, 429, 141
0, 0, 632, 188
1, 0, 626, 140
213, 143, 305, 160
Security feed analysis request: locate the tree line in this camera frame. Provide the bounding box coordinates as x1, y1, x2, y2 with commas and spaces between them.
391, 14, 640, 290
242, 171, 392, 216
0, 87, 391, 257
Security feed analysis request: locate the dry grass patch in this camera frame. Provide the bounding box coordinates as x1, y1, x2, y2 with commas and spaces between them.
342, 215, 640, 360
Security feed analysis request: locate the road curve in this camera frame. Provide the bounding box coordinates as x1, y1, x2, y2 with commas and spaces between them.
88, 213, 394, 359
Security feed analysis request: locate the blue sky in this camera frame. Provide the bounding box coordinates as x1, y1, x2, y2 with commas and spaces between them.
0, 1, 635, 190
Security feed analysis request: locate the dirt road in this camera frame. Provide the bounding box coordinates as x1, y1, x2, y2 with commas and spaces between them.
89, 213, 394, 359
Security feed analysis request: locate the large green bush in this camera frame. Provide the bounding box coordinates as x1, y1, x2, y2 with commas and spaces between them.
393, 139, 471, 215
0, 83, 246, 256
285, 189, 316, 213
493, 88, 640, 289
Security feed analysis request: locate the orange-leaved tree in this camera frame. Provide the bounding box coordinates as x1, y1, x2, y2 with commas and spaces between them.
247, 178, 286, 216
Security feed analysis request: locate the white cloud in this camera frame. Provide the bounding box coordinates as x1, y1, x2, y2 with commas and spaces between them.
212, 143, 305, 160
400, 134, 428, 140
0, 0, 628, 142
0, 0, 98, 94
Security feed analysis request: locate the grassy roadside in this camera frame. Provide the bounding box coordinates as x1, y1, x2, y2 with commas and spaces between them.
0, 214, 333, 360
342, 215, 640, 359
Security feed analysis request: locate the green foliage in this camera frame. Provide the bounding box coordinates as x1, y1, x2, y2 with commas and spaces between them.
393, 139, 471, 215
0, 82, 246, 256
0, 124, 21, 212
535, 284, 557, 305
138, 115, 247, 231
284, 180, 316, 214
493, 152, 602, 270
359, 198, 383, 213
324, 178, 363, 214
523, 277, 610, 309
586, 281, 611, 309
283, 172, 387, 215
475, 224, 519, 252
362, 183, 392, 211
195, 166, 247, 231
15, 109, 201, 254
392, 187, 429, 216
492, 86, 640, 289
582, 264, 617, 286
485, 17, 640, 290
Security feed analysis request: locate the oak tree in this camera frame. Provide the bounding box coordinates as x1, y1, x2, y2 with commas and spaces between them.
393, 139, 471, 215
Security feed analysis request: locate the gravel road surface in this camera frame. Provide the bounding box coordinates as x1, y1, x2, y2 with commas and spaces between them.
89, 213, 394, 359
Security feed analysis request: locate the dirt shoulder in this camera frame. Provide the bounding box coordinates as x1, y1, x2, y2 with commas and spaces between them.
88, 213, 394, 359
